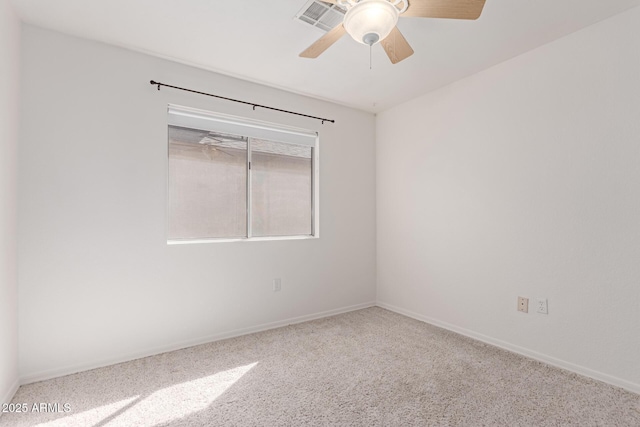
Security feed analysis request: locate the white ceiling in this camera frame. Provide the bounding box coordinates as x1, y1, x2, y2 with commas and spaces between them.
11, 0, 640, 112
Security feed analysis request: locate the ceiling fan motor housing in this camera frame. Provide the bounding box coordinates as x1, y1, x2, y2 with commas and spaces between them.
344, 0, 400, 45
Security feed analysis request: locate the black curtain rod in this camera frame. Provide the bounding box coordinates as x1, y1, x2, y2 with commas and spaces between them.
150, 80, 335, 124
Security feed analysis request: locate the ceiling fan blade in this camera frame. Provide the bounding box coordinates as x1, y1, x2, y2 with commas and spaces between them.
402, 0, 486, 20
381, 26, 414, 64
299, 24, 347, 58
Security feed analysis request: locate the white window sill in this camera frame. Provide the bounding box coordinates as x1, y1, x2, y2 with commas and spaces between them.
167, 235, 318, 245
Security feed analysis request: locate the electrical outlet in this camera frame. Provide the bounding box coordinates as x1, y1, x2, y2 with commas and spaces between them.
517, 297, 529, 313
536, 298, 548, 314
273, 278, 281, 292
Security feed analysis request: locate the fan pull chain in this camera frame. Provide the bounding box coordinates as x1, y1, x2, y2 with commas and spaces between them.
369, 44, 372, 70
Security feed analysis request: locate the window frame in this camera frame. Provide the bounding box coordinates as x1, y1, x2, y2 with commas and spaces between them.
166, 105, 319, 244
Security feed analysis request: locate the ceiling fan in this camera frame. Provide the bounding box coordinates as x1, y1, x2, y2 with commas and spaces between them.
300, 0, 486, 64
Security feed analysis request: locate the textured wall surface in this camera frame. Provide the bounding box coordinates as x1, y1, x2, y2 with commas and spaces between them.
377, 6, 640, 391
19, 25, 376, 381
0, 0, 20, 406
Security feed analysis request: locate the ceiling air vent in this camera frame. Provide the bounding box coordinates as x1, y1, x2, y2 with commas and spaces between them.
295, 0, 346, 32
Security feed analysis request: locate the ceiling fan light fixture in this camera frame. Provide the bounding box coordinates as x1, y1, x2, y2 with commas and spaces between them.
343, 0, 399, 46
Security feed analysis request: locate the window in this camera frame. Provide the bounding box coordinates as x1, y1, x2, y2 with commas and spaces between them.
167, 106, 318, 242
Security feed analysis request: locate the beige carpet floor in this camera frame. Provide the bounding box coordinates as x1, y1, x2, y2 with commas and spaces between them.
2, 307, 639, 426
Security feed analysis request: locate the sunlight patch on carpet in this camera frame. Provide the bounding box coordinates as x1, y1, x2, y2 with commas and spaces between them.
105, 362, 258, 426
32, 362, 257, 427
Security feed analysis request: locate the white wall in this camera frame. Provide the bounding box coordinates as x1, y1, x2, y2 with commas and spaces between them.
0, 0, 20, 406
19, 26, 376, 381
377, 6, 640, 392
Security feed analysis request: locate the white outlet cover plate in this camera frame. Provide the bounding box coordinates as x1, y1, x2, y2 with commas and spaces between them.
536, 298, 548, 314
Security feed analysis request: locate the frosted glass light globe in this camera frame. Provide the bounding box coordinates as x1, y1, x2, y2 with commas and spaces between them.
344, 0, 399, 46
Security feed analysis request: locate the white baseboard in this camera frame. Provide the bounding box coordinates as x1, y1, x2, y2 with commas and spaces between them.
376, 301, 640, 395
20, 301, 376, 386
0, 376, 20, 408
